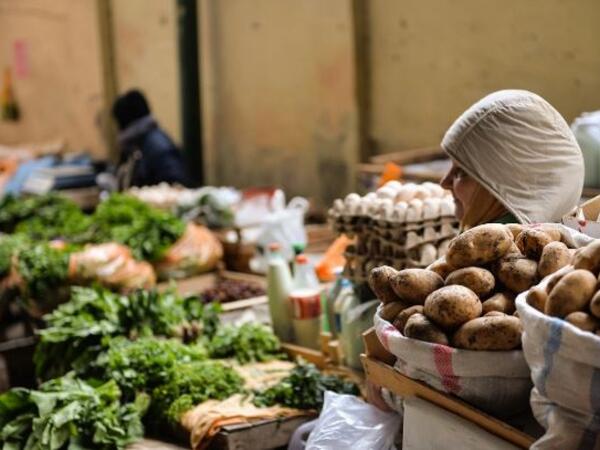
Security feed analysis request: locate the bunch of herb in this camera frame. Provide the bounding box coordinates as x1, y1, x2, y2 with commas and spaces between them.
253, 362, 359, 410
16, 242, 70, 300
0, 374, 148, 450
92, 194, 185, 261
0, 193, 91, 240
35, 287, 221, 379
150, 361, 244, 425
0, 234, 28, 278
96, 337, 208, 398
207, 323, 283, 364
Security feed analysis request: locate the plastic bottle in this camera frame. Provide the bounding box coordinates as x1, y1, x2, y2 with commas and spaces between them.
289, 254, 322, 349
266, 242, 294, 342
332, 278, 353, 337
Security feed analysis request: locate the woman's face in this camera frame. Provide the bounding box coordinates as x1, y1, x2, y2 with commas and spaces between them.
440, 162, 479, 220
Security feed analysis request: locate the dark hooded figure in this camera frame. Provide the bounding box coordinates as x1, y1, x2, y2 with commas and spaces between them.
112, 89, 189, 189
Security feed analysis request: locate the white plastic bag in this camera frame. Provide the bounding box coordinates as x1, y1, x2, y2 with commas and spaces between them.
255, 197, 309, 262
305, 392, 401, 450
572, 111, 600, 188
373, 311, 531, 417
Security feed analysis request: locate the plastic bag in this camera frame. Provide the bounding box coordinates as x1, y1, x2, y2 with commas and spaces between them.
255, 197, 309, 263
305, 392, 401, 450
572, 111, 600, 188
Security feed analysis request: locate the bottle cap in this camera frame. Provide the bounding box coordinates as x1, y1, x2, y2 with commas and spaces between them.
295, 254, 308, 264
268, 242, 281, 251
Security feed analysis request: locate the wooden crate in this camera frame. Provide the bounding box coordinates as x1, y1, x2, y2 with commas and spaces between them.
158, 271, 267, 312
361, 328, 535, 449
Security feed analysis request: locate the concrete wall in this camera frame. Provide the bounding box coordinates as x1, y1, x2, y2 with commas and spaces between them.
0, 0, 106, 156
199, 0, 360, 206
110, 0, 181, 144
367, 0, 600, 153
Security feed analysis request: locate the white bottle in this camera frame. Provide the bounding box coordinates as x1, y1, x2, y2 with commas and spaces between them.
266, 243, 294, 342
289, 254, 322, 349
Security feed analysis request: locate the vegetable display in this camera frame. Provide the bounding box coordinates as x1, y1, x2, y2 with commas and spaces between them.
0, 375, 148, 450
34, 287, 218, 379
370, 223, 574, 350
253, 362, 359, 411
200, 279, 266, 304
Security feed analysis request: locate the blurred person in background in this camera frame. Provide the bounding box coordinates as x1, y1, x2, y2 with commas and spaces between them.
112, 89, 189, 189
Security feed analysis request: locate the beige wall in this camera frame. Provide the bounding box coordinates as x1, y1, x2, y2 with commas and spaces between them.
0, 0, 107, 156
367, 0, 600, 153
200, 0, 360, 206
111, 0, 181, 144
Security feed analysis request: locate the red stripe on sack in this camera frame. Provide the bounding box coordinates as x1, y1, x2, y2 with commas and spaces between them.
433, 344, 461, 394
379, 323, 396, 352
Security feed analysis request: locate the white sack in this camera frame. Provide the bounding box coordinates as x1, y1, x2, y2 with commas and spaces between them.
517, 286, 600, 450
373, 310, 531, 417
442, 90, 584, 224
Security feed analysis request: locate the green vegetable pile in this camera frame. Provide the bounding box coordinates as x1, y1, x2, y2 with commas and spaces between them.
34, 287, 218, 379
0, 194, 90, 240
0, 192, 186, 263
17, 242, 70, 301
207, 323, 284, 364
253, 362, 359, 411
0, 375, 148, 450
91, 194, 185, 261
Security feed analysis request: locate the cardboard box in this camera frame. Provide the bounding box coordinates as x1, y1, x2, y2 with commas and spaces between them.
562, 195, 600, 238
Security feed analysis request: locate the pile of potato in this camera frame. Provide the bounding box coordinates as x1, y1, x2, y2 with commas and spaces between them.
526, 239, 600, 335
369, 223, 575, 350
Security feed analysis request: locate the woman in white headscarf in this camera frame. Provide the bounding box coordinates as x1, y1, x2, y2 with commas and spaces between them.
440, 90, 584, 229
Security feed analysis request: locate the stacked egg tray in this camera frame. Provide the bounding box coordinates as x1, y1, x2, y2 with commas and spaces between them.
328, 182, 459, 286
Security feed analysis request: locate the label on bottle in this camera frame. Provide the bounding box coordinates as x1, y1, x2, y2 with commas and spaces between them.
289, 288, 321, 319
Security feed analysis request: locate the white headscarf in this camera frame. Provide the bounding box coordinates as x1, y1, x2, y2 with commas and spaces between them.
441, 90, 584, 224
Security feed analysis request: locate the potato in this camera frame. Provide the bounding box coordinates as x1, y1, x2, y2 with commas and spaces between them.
452, 316, 522, 350
393, 305, 424, 332
516, 229, 557, 260
496, 255, 539, 293
538, 224, 563, 243
565, 311, 600, 333
380, 301, 407, 322
538, 241, 571, 278
446, 224, 513, 268
526, 286, 548, 312
545, 269, 597, 318
589, 291, 600, 319
506, 224, 524, 241
423, 285, 482, 330
482, 292, 516, 315
513, 310, 520, 318
484, 311, 506, 317
427, 257, 455, 280
390, 269, 444, 305
404, 313, 449, 345
546, 266, 575, 293
572, 240, 600, 275
445, 267, 495, 299
506, 241, 523, 257
369, 266, 401, 303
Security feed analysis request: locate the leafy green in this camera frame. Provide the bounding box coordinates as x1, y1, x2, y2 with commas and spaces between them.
34, 287, 219, 380
150, 361, 244, 425
207, 323, 283, 364
92, 194, 185, 261
0, 193, 91, 241
16, 242, 70, 301
0, 374, 148, 450
0, 234, 28, 278
253, 362, 359, 410
96, 337, 208, 398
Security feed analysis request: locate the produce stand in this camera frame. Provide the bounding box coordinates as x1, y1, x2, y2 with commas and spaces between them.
360, 328, 536, 449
